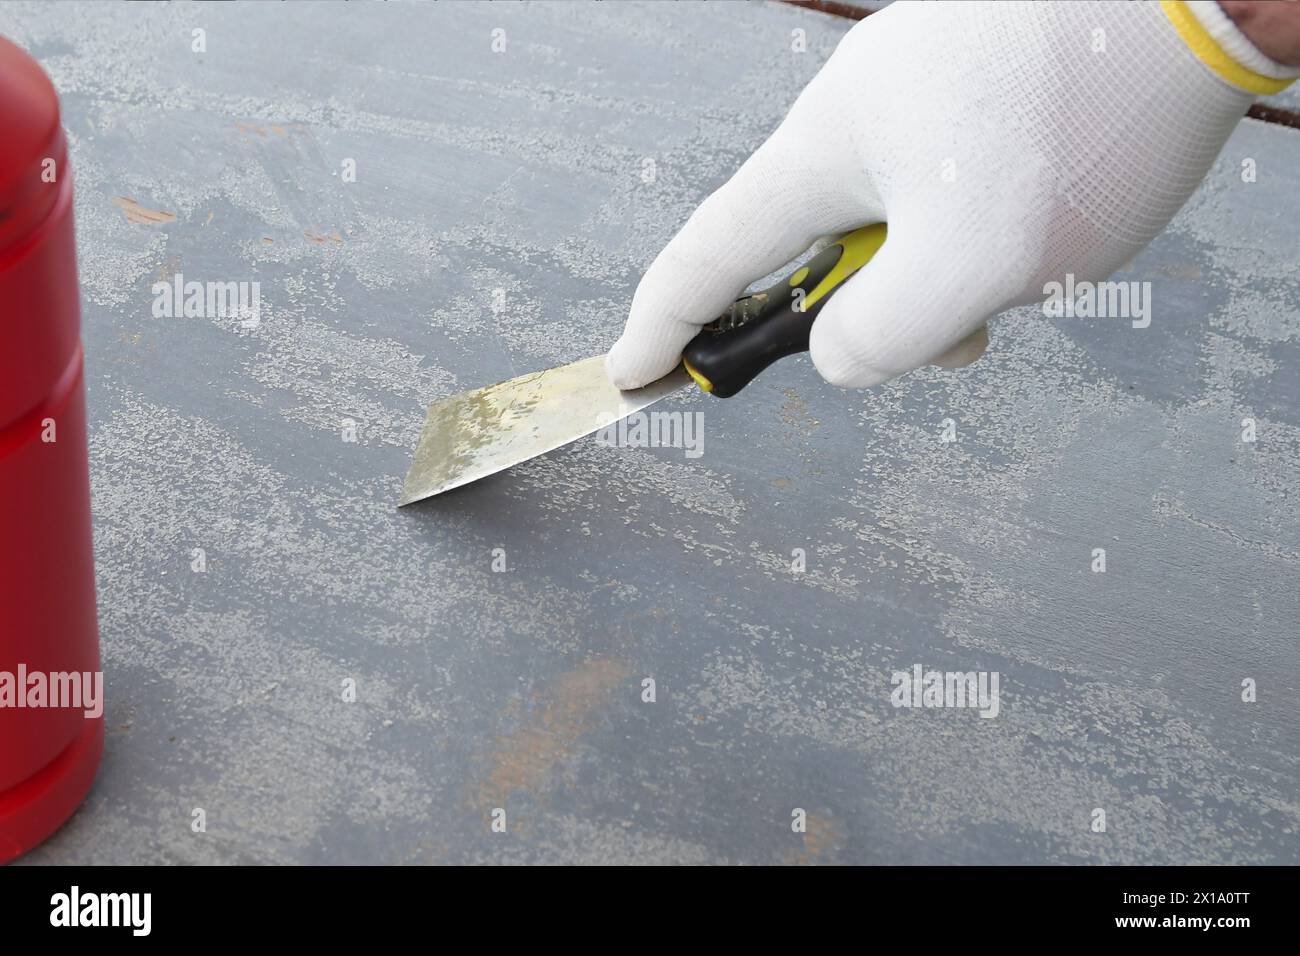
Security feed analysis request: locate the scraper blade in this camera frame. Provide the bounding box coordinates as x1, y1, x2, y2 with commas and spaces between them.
399, 224, 889, 506
398, 355, 690, 505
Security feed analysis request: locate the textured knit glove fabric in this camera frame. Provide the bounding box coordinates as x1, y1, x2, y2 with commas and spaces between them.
606, 0, 1296, 391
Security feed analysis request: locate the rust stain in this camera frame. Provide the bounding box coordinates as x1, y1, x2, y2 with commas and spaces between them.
1246, 102, 1300, 131
153, 255, 182, 284
105, 704, 136, 738
111, 196, 176, 226
1156, 263, 1202, 281
778, 387, 819, 430
781, 813, 844, 865
234, 121, 293, 140
476, 657, 630, 811
782, 0, 873, 20
304, 229, 344, 245
261, 237, 274, 245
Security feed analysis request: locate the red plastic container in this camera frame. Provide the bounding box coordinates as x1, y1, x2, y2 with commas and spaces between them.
0, 36, 103, 862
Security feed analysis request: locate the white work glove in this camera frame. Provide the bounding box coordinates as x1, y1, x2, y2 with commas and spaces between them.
606, 0, 1298, 390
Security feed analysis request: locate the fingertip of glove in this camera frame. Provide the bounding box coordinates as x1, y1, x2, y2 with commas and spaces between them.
815, 361, 893, 390
604, 344, 650, 391
808, 323, 893, 389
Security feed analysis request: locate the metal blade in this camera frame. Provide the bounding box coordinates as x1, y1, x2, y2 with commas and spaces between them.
399, 354, 690, 505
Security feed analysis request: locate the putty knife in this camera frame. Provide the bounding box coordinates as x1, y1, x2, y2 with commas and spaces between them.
399, 223, 887, 505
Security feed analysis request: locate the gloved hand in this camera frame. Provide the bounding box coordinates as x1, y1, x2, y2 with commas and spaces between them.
606, 0, 1299, 391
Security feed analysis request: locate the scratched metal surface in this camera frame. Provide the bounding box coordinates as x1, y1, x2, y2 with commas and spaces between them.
3, 0, 1297, 865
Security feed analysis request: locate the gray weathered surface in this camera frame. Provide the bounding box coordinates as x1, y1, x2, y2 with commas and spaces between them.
3, 0, 1297, 864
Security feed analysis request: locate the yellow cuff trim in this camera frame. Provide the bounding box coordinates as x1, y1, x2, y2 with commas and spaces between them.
1161, 0, 1295, 95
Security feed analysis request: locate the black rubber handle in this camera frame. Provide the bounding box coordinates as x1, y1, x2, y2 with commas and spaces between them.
680, 224, 887, 398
